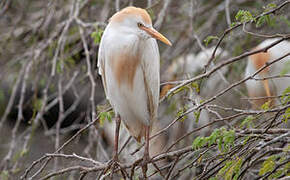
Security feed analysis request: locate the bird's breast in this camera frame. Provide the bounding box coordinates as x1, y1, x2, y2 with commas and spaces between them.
110, 52, 141, 90
249, 50, 270, 74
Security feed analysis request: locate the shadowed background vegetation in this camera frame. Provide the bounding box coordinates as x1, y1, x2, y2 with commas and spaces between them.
0, 0, 289, 179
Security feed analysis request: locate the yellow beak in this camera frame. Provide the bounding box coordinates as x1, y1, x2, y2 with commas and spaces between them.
141, 26, 172, 46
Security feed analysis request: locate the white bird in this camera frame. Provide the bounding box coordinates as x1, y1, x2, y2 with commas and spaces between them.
245, 39, 290, 108
160, 47, 228, 143
97, 6, 171, 174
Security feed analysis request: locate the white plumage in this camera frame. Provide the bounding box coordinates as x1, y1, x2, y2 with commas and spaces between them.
245, 38, 290, 108
97, 6, 171, 165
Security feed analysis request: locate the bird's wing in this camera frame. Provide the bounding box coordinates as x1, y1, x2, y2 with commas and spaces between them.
97, 35, 108, 97
141, 38, 160, 123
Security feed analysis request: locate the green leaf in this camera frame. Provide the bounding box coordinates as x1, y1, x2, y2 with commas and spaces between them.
259, 156, 276, 176
56, 60, 63, 74
280, 60, 290, 75
177, 105, 188, 122
191, 82, 200, 93
241, 115, 255, 128
235, 10, 254, 23
218, 158, 243, 180
223, 129, 235, 151
264, 3, 277, 13
218, 160, 233, 176
264, 14, 276, 27
269, 169, 283, 179
256, 16, 266, 27
91, 28, 104, 44
242, 135, 251, 145
192, 136, 206, 149
204, 36, 218, 46
170, 86, 190, 99
280, 86, 290, 105
282, 107, 290, 123
194, 110, 201, 123
208, 129, 220, 147
261, 100, 271, 110
98, 111, 114, 127
230, 22, 238, 27
217, 138, 223, 151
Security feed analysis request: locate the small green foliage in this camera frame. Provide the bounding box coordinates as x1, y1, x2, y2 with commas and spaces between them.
256, 14, 276, 27
177, 105, 188, 122
168, 85, 190, 99
259, 155, 276, 176
284, 162, 290, 175
33, 98, 42, 111
91, 28, 104, 44
230, 22, 238, 27
282, 108, 290, 123
269, 169, 283, 179
192, 128, 235, 152
217, 158, 243, 180
242, 135, 251, 145
235, 10, 254, 23
280, 60, 290, 75
218, 160, 233, 177
256, 15, 267, 27
266, 15, 276, 27
192, 136, 206, 150
204, 36, 218, 46
223, 129, 235, 151
194, 110, 201, 123
241, 115, 255, 128
261, 100, 271, 110
98, 110, 114, 127
263, 3, 277, 13
191, 82, 200, 93
56, 60, 63, 74
280, 86, 290, 105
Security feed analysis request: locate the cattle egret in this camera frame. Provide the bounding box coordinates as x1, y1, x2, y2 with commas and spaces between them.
160, 48, 228, 142
245, 39, 290, 108
97, 6, 171, 175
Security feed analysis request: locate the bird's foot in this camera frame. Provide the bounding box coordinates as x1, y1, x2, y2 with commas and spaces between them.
140, 154, 151, 179
104, 156, 121, 177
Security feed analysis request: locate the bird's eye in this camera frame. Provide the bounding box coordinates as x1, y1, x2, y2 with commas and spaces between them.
137, 23, 143, 27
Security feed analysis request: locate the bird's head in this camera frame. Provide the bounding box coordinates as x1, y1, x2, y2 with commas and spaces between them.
109, 6, 171, 46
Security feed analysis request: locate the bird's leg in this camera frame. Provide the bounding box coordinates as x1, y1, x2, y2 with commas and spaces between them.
113, 114, 121, 161
107, 114, 121, 178
141, 125, 150, 178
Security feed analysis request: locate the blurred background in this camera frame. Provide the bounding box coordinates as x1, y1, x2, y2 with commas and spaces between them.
0, 0, 289, 179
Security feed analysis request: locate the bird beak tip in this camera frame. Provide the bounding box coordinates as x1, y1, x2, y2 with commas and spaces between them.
142, 27, 172, 46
